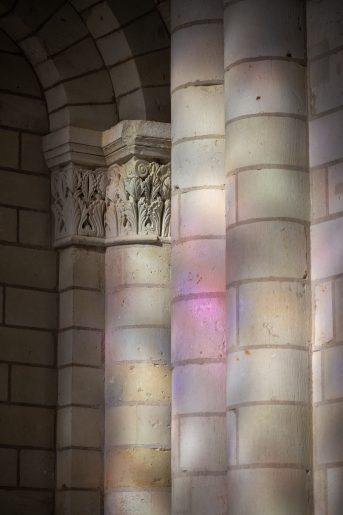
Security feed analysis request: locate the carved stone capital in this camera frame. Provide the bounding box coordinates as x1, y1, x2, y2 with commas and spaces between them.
51, 164, 108, 245
106, 157, 171, 241
46, 121, 171, 248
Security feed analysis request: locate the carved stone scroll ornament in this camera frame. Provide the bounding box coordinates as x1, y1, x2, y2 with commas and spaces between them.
106, 157, 171, 239
51, 165, 107, 241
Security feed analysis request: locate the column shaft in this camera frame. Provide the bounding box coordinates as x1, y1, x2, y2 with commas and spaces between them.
104, 244, 171, 514
224, 1, 311, 513
171, 0, 227, 513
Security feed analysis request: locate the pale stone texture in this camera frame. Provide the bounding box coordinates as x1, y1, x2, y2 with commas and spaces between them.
238, 281, 310, 347
328, 162, 343, 215
309, 111, 343, 167
311, 217, 343, 279
315, 403, 343, 464
227, 222, 307, 284
227, 116, 307, 171
180, 189, 225, 238
179, 416, 226, 471
314, 281, 333, 346
226, 61, 306, 120
237, 169, 309, 221
335, 277, 343, 341
310, 168, 327, 220
328, 467, 343, 515
324, 346, 343, 400
57, 406, 102, 448
227, 348, 309, 404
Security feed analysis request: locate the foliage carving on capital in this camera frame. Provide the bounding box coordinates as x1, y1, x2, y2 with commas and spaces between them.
51, 165, 107, 241
106, 157, 171, 239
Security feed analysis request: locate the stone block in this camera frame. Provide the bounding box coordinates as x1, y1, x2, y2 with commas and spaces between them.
106, 286, 169, 328
58, 329, 102, 367
328, 162, 343, 215
227, 222, 307, 283
171, 190, 179, 241
227, 409, 237, 466
314, 469, 326, 515
0, 206, 17, 242
59, 289, 104, 329
105, 491, 151, 515
307, 0, 343, 58
171, 0, 222, 28
105, 405, 136, 446
0, 448, 17, 486
56, 490, 101, 515
0, 128, 19, 168
123, 11, 169, 56
309, 111, 343, 167
226, 61, 306, 120
58, 366, 103, 406
35, 59, 60, 89
328, 466, 343, 515
97, 30, 132, 67
335, 277, 343, 341
179, 415, 226, 471
171, 85, 224, 142
0, 490, 53, 515
50, 104, 116, 132
172, 239, 225, 297
136, 405, 171, 447
310, 168, 327, 220
0, 363, 7, 401
117, 89, 146, 121
0, 93, 47, 133
312, 350, 323, 404
227, 468, 308, 515
5, 287, 57, 329
310, 49, 343, 115
0, 245, 56, 289
38, 3, 87, 55
54, 37, 103, 80
172, 476, 191, 512
226, 116, 307, 171
107, 326, 170, 363
238, 280, 310, 347
227, 286, 237, 348
314, 281, 333, 346
11, 365, 56, 405
21, 133, 47, 174
57, 449, 102, 489
151, 490, 171, 515
0, 170, 49, 210
173, 362, 226, 414
106, 362, 170, 404
105, 245, 170, 290
110, 59, 140, 97
324, 346, 343, 400
172, 138, 225, 189
20, 450, 54, 488
57, 406, 102, 448
311, 217, 343, 279
59, 247, 104, 290
171, 296, 225, 361
171, 24, 223, 90
226, 174, 236, 225
191, 475, 227, 515
105, 447, 171, 488
19, 210, 50, 246
180, 188, 225, 238
82, 1, 119, 38
227, 348, 309, 404
224, 0, 305, 65
0, 327, 54, 365
238, 405, 310, 465
0, 405, 54, 447
315, 402, 343, 464
237, 169, 310, 221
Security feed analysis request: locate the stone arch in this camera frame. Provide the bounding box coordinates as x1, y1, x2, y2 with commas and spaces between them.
0, 0, 170, 131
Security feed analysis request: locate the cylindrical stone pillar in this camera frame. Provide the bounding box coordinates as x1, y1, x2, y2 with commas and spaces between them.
104, 158, 171, 514
171, 1, 227, 513
224, 1, 311, 514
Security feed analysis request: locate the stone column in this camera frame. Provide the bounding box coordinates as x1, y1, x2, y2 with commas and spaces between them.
224, 1, 311, 514
46, 122, 171, 515
307, 2, 343, 513
45, 129, 107, 515
103, 123, 171, 514
171, 1, 227, 513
